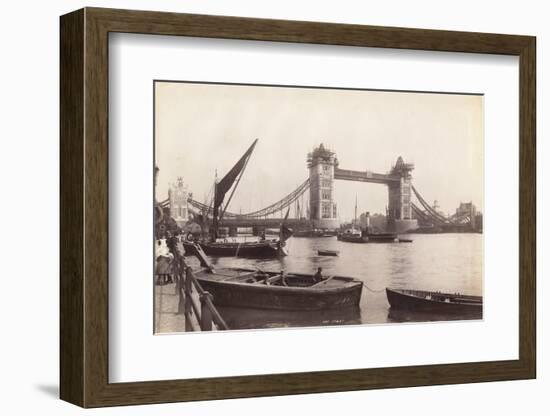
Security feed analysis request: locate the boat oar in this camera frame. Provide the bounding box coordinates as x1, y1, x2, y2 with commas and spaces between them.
362, 282, 387, 293
311, 276, 334, 287
255, 266, 266, 274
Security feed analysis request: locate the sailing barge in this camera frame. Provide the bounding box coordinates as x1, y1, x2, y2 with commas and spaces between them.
198, 239, 282, 257
194, 268, 363, 311
386, 288, 482, 314
192, 139, 293, 257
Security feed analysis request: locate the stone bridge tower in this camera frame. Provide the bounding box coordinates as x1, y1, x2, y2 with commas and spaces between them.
307, 144, 339, 229
387, 156, 417, 233
168, 177, 190, 227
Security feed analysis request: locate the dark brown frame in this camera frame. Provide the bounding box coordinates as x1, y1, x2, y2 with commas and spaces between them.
60, 7, 536, 408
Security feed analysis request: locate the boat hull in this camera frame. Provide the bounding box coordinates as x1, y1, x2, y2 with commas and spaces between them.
364, 233, 397, 243
337, 234, 364, 243
183, 240, 281, 258
318, 250, 339, 256
195, 269, 363, 311
295, 230, 337, 238
337, 232, 398, 243
386, 288, 482, 314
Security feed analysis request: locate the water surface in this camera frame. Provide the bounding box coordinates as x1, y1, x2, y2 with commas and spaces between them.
187, 233, 483, 329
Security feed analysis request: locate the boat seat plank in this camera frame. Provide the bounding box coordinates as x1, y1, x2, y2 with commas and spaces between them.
311, 276, 335, 287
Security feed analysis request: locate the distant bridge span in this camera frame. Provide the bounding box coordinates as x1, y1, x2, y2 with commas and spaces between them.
333, 168, 401, 185
217, 218, 310, 229
160, 144, 477, 232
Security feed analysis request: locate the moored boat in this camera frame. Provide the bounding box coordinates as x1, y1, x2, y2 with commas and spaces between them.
194, 268, 363, 311
294, 229, 335, 238
364, 232, 398, 243
337, 227, 363, 242
386, 288, 482, 314
318, 249, 339, 256
199, 239, 282, 257
337, 231, 401, 243
338, 210, 405, 244
338, 195, 363, 242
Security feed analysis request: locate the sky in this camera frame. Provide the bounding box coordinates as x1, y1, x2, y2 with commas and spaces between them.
155, 81, 483, 221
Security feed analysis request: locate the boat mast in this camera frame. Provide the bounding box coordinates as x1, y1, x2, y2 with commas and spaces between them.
354, 194, 358, 229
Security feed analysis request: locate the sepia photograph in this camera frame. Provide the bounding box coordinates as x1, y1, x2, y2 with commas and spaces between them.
153, 81, 484, 333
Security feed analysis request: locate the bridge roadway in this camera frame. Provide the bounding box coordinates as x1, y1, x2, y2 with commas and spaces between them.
217, 217, 311, 229
334, 167, 401, 184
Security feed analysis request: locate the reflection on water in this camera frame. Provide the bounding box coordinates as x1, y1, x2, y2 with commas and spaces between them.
386, 307, 482, 323
218, 306, 362, 330
187, 233, 483, 329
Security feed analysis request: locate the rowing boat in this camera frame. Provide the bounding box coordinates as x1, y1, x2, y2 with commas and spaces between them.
386, 288, 482, 314
194, 268, 363, 311
317, 249, 339, 256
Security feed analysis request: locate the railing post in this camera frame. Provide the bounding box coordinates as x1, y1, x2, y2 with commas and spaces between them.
177, 271, 185, 315
200, 292, 214, 331
184, 266, 193, 332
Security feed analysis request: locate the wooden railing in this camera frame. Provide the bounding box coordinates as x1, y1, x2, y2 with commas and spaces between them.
176, 266, 229, 331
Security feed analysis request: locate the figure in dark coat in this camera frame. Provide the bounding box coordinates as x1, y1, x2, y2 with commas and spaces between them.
313, 267, 323, 284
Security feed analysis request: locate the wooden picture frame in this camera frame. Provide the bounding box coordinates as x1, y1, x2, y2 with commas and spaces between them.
60, 7, 536, 408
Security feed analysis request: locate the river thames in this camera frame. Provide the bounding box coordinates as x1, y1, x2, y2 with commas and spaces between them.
182, 233, 483, 330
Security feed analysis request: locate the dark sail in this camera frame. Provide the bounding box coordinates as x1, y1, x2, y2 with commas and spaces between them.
280, 225, 293, 242
212, 139, 258, 239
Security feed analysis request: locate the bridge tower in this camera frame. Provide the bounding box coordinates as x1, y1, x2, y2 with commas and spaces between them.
387, 157, 417, 233
168, 177, 190, 227
307, 144, 340, 229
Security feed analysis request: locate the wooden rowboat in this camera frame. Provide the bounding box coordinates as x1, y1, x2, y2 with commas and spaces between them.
317, 249, 339, 256
194, 268, 363, 311
386, 288, 482, 314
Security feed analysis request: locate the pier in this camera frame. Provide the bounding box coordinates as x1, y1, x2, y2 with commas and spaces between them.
155, 248, 229, 333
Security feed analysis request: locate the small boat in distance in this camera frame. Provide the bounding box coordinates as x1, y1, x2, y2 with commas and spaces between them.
338, 194, 363, 242
398, 238, 413, 243
338, 211, 406, 243
294, 229, 336, 238
386, 288, 482, 314
337, 227, 363, 243
318, 249, 339, 256
363, 232, 398, 243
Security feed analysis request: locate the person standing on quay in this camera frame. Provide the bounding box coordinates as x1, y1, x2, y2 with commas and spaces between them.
155, 238, 173, 285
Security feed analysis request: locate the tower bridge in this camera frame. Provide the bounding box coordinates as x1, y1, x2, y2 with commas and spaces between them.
161, 143, 477, 233
307, 143, 416, 233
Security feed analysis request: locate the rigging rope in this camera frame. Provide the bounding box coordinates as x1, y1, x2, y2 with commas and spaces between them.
411, 185, 449, 224
362, 282, 387, 293
188, 177, 310, 219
